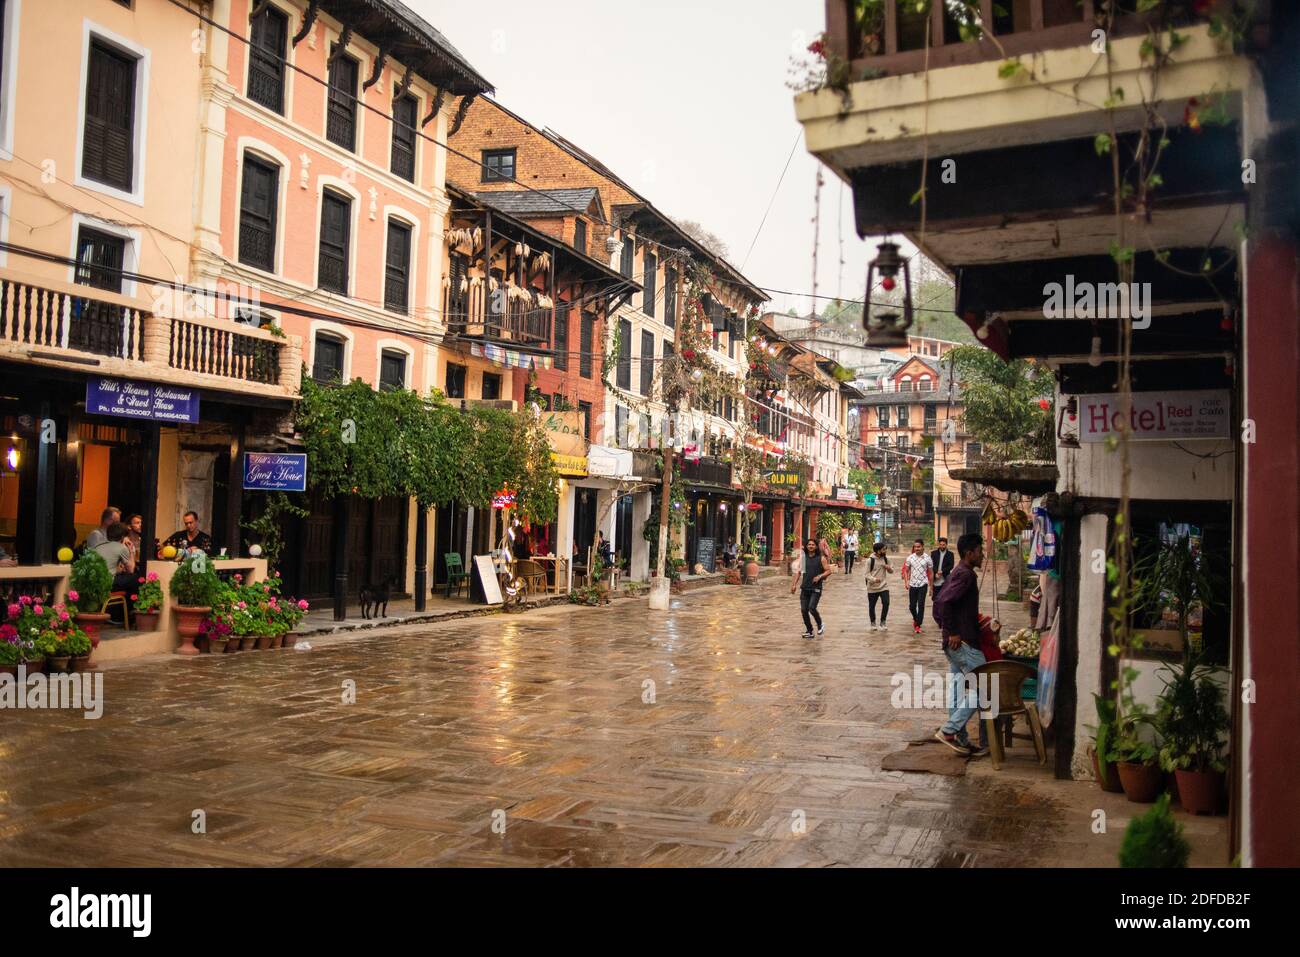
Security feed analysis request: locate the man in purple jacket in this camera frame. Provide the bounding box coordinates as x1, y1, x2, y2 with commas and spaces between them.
933, 532, 990, 757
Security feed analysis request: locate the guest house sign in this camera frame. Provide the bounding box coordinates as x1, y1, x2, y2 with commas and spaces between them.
1077, 390, 1231, 442
85, 377, 200, 423
243, 453, 307, 492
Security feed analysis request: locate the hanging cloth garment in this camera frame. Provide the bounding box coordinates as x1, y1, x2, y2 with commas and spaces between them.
1037, 606, 1061, 727
1027, 501, 1057, 571
1035, 571, 1062, 631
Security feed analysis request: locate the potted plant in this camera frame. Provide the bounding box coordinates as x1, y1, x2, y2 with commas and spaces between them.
1118, 794, 1190, 868
1109, 703, 1164, 803
1156, 653, 1229, 815
68, 626, 93, 672
740, 543, 760, 585
1085, 693, 1125, 793
0, 624, 21, 677
69, 550, 113, 640
168, 554, 220, 656
132, 572, 164, 632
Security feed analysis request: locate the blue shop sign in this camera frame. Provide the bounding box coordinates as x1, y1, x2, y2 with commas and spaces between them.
243, 452, 307, 492
85, 377, 200, 423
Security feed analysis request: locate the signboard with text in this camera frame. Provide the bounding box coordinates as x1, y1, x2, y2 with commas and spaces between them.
863, 493, 879, 507
1078, 390, 1231, 442
86, 377, 199, 424
696, 537, 716, 573
545, 410, 587, 477
763, 470, 801, 488
243, 452, 307, 492
831, 485, 858, 502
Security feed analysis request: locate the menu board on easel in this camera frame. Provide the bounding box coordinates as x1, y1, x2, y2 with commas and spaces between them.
696, 537, 716, 573
473, 555, 503, 605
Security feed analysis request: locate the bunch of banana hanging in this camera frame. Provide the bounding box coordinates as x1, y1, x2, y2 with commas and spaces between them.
982, 502, 1030, 542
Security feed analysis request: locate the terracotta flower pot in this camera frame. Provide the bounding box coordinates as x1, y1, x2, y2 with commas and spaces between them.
172, 606, 211, 657
70, 654, 92, 673
208, 637, 229, 655
197, 636, 210, 654
283, 633, 297, 650
1117, 760, 1165, 803
21, 656, 44, 674
239, 636, 255, 651
0, 663, 17, 677
47, 655, 71, 673
134, 611, 160, 633
74, 612, 111, 642
225, 636, 240, 653
743, 559, 760, 584
254, 635, 273, 650
1174, 768, 1224, 816
1089, 747, 1125, 793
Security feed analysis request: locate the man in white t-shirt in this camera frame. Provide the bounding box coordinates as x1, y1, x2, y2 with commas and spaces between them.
901, 538, 933, 635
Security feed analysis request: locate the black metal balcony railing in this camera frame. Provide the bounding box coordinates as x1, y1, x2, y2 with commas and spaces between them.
1, 276, 145, 361
680, 455, 733, 489
824, 0, 1185, 78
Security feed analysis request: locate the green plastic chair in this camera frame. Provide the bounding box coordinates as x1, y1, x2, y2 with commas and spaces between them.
443, 552, 469, 599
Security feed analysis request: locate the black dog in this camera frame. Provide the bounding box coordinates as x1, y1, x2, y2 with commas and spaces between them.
359, 577, 395, 620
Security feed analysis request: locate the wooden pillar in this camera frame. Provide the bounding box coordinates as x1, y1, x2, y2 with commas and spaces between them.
225, 418, 245, 557
792, 505, 804, 549
770, 501, 785, 563
32, 399, 55, 564
141, 422, 161, 564
414, 503, 428, 611
55, 411, 80, 551
808, 507, 821, 540
332, 495, 351, 621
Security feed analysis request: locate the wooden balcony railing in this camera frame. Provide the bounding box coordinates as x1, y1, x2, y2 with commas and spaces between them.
824, 0, 1178, 78
0, 267, 302, 395
443, 281, 552, 350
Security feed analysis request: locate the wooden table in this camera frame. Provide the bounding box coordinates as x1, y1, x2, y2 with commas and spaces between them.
526, 555, 570, 594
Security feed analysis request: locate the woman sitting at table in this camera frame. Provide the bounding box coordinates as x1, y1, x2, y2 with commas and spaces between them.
93, 523, 137, 616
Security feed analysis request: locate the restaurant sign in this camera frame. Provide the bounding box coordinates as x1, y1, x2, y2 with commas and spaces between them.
831, 485, 858, 502
85, 377, 199, 423
763, 470, 801, 488
587, 445, 633, 479
544, 411, 587, 477
1078, 389, 1231, 443
243, 452, 307, 492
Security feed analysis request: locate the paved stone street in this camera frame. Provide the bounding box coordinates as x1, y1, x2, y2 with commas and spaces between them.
0, 573, 1224, 867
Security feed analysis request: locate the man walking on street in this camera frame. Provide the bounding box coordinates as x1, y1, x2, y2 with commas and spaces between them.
902, 539, 933, 634
791, 537, 831, 639
934, 532, 990, 757
843, 528, 858, 574
930, 537, 955, 600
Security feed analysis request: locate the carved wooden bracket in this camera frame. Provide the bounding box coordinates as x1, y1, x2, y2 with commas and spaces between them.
422, 87, 446, 127
448, 94, 476, 137
329, 25, 353, 62
363, 45, 388, 91
291, 0, 319, 46
394, 66, 414, 101
249, 0, 271, 19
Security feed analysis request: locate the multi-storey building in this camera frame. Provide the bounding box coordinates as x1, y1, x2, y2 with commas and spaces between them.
448, 98, 766, 580
796, 0, 1300, 863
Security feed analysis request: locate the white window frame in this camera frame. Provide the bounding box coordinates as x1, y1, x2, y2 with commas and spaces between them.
308, 320, 354, 382
0, 0, 21, 161
374, 338, 414, 391
67, 212, 141, 298
0, 183, 10, 267
244, 0, 296, 117
234, 139, 291, 278
74, 20, 150, 207
387, 80, 422, 183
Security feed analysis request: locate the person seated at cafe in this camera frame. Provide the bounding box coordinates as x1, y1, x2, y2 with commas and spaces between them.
93, 522, 138, 602
125, 513, 144, 564
85, 506, 121, 550
0, 543, 17, 567
163, 511, 213, 557
722, 539, 738, 568
511, 528, 532, 561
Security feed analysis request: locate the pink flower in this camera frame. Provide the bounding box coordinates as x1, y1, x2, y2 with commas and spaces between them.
275, 571, 281, 577
67, 590, 79, 602
234, 574, 243, 583
7, 603, 19, 618
147, 572, 159, 582
33, 605, 43, 616
237, 601, 247, 610
20, 595, 32, 605
58, 610, 69, 622
297, 600, 309, 610
130, 594, 138, 601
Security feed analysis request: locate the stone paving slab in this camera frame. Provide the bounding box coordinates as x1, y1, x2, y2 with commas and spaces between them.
0, 569, 1227, 867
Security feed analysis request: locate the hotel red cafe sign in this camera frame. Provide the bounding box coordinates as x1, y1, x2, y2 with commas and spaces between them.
1077, 390, 1231, 442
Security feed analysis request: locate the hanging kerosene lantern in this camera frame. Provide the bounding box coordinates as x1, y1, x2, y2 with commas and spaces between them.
862, 240, 913, 347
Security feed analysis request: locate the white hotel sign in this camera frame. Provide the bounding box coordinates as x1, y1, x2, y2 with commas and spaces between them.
1078, 390, 1231, 442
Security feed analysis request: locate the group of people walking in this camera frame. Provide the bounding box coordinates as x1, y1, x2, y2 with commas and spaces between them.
789, 530, 992, 758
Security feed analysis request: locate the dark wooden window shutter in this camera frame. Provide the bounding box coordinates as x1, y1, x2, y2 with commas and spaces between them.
82, 40, 136, 192
663, 267, 676, 328
553, 302, 569, 372
580, 313, 594, 379
643, 252, 656, 317
384, 219, 412, 313
247, 5, 288, 113
640, 329, 654, 395
391, 93, 417, 182
318, 190, 351, 294
238, 155, 278, 271
326, 50, 358, 151
616, 318, 632, 389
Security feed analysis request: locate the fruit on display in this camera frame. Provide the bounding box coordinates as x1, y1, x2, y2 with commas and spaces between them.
999, 627, 1040, 657
987, 506, 1029, 542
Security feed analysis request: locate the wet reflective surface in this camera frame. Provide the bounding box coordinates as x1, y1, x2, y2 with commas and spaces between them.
0, 574, 1223, 866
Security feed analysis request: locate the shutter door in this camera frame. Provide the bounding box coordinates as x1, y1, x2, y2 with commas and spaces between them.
83, 42, 136, 191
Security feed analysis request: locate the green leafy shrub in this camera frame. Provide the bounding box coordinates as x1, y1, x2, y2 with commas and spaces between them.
1119, 794, 1190, 868
169, 554, 221, 608
70, 551, 113, 614
1157, 653, 1229, 773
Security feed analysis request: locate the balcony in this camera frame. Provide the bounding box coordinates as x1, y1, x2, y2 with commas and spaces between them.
0, 268, 302, 400
680, 455, 734, 490
443, 280, 552, 351
936, 491, 983, 509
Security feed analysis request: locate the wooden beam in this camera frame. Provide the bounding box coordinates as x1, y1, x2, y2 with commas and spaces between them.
291, 0, 319, 46
362, 44, 387, 91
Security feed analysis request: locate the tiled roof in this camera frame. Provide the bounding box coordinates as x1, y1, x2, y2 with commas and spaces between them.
473, 188, 600, 217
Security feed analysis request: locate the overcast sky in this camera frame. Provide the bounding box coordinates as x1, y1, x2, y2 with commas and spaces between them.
418, 0, 876, 317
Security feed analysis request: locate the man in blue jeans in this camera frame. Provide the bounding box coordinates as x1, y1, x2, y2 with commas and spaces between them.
933, 532, 990, 757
